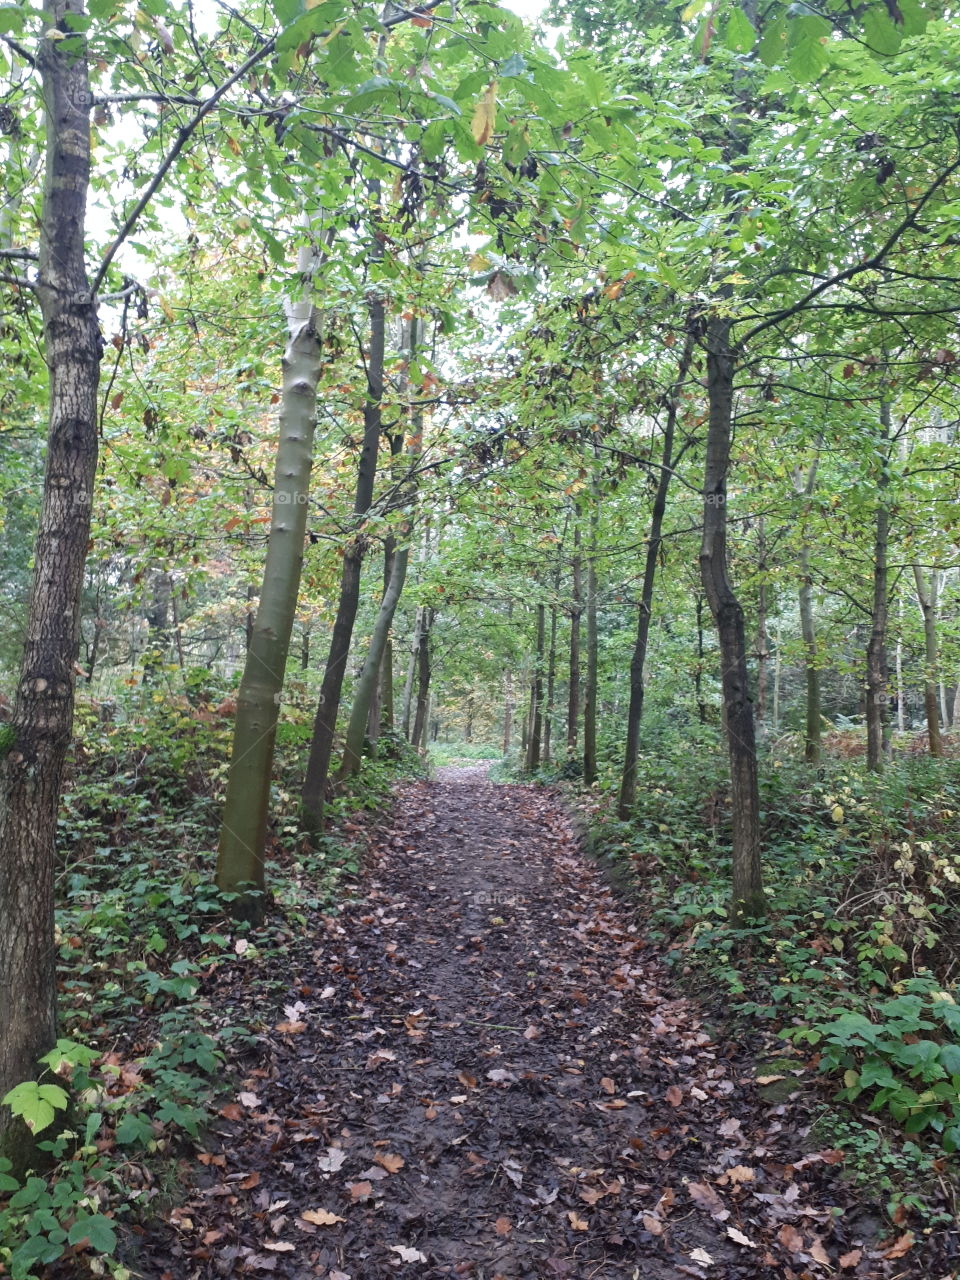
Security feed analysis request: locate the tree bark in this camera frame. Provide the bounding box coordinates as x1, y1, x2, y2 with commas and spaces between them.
216, 288, 320, 916
301, 277, 385, 829
411, 607, 433, 751
755, 518, 769, 731
544, 603, 557, 764
567, 525, 582, 753
583, 517, 599, 786
0, 3, 100, 1171
699, 316, 764, 920
618, 332, 693, 817
866, 401, 892, 773
794, 455, 821, 764
913, 563, 943, 758
525, 601, 545, 772
502, 666, 513, 755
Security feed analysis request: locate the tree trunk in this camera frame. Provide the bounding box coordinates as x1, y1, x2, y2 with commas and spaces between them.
755, 517, 769, 731
544, 603, 557, 764
794, 456, 821, 764
583, 523, 599, 786
340, 542, 410, 776
0, 4, 100, 1172
411, 607, 433, 751
567, 525, 582, 753
301, 276, 385, 829
216, 289, 320, 916
401, 608, 421, 740
618, 331, 692, 817
699, 316, 764, 920
502, 666, 513, 755
913, 563, 943, 758
525, 601, 545, 772
694, 592, 707, 724
866, 401, 891, 773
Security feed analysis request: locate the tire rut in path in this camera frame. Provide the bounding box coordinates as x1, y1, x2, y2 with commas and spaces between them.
151, 769, 912, 1280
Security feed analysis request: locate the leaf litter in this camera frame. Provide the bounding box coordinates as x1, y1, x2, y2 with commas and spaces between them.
128, 766, 952, 1278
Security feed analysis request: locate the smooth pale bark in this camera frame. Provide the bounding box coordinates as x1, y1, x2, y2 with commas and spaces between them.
755, 518, 769, 730
502, 667, 514, 755
301, 281, 385, 829
411, 607, 434, 751
913, 564, 943, 757
794, 456, 821, 764
567, 526, 582, 752
525, 602, 545, 772
694, 593, 707, 724
583, 525, 599, 786
216, 296, 320, 915
895, 594, 906, 734
699, 316, 764, 921
0, 5, 100, 1172
866, 402, 892, 773
618, 333, 693, 817
401, 607, 421, 740
339, 544, 410, 777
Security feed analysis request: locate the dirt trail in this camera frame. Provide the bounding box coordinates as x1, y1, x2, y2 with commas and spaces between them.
143, 769, 935, 1280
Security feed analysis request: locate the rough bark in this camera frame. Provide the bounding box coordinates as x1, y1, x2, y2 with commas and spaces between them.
0, 4, 100, 1171
411, 608, 433, 751
502, 667, 514, 755
216, 295, 320, 916
755, 518, 769, 730
699, 316, 764, 921
618, 333, 693, 817
866, 402, 892, 773
794, 456, 821, 764
543, 603, 557, 764
525, 602, 545, 772
913, 564, 943, 758
583, 525, 599, 787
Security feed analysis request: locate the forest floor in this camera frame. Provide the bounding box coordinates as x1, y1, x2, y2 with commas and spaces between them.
131, 768, 947, 1280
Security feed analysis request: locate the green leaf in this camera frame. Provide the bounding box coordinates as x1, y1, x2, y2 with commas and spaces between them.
500, 52, 527, 77
787, 14, 830, 82
67, 1214, 117, 1253
758, 15, 787, 65
0, 5, 28, 32
938, 1043, 960, 1076
2, 1081, 68, 1134
862, 4, 903, 55
724, 7, 756, 53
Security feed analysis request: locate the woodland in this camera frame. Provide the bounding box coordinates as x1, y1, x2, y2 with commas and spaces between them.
3, 0, 960, 1274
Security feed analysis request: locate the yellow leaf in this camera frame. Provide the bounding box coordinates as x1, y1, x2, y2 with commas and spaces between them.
300, 1209, 345, 1226
843, 1069, 859, 1089
159, 297, 176, 323
831, 804, 844, 824
226, 135, 241, 156
471, 81, 498, 147
468, 252, 490, 272
567, 1211, 589, 1231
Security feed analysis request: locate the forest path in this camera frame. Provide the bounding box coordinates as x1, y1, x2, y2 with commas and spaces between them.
146, 769, 904, 1280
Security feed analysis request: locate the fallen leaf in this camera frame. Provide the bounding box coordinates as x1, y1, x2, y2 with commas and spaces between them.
348, 1181, 373, 1199
317, 1147, 346, 1173
756, 1074, 785, 1085
641, 1214, 663, 1235
689, 1247, 715, 1265
778, 1224, 804, 1254
600, 1076, 616, 1094
883, 1232, 915, 1259
374, 1152, 405, 1174
494, 1216, 512, 1235
389, 1245, 427, 1262
457, 1071, 477, 1089
219, 1103, 243, 1121
523, 1024, 540, 1040
240, 1171, 261, 1190
665, 1085, 683, 1107
567, 1211, 589, 1231
720, 1165, 755, 1185
300, 1209, 344, 1226
263, 1242, 295, 1252
359, 1165, 388, 1182
687, 1182, 729, 1220
839, 1248, 862, 1269
718, 1117, 741, 1137
809, 1236, 830, 1266
274, 1020, 307, 1034
238, 1091, 260, 1108
727, 1226, 757, 1248
319, 986, 336, 999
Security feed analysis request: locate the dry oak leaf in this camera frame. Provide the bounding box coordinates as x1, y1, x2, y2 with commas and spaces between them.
390, 1245, 427, 1262
274, 1020, 307, 1034
567, 1211, 590, 1231
600, 1076, 616, 1095
883, 1232, 915, 1259
720, 1165, 755, 1185
778, 1224, 805, 1254
718, 1117, 741, 1137
727, 1226, 757, 1248
237, 1091, 260, 1108
494, 1217, 512, 1235
457, 1071, 477, 1090
641, 1214, 663, 1236
756, 1074, 785, 1085
300, 1209, 344, 1226
839, 1248, 863, 1269
348, 1181, 373, 1200
665, 1085, 683, 1108
687, 1182, 729, 1220
689, 1248, 715, 1266
809, 1237, 830, 1267
374, 1152, 405, 1174
263, 1242, 295, 1252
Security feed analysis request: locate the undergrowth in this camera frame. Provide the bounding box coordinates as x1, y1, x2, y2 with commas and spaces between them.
573, 728, 960, 1223
0, 677, 422, 1280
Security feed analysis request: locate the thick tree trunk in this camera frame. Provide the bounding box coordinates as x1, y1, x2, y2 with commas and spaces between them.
567, 527, 582, 753
216, 294, 320, 915
301, 280, 385, 829
339, 543, 409, 777
583, 525, 599, 786
411, 608, 433, 751
525, 602, 545, 772
866, 402, 892, 773
618, 333, 692, 817
699, 317, 764, 920
913, 564, 943, 758
0, 5, 100, 1172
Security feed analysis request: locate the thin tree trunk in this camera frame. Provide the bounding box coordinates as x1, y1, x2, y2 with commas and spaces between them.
772, 627, 781, 732
340, 542, 410, 776
755, 517, 768, 731
618, 332, 693, 817
411, 608, 433, 751
216, 282, 321, 916
699, 316, 764, 920
913, 563, 943, 757
794, 455, 821, 764
544, 603, 557, 764
301, 626, 311, 671
567, 525, 582, 753
0, 5, 100, 1171
525, 601, 545, 772
694, 592, 707, 724
866, 401, 892, 773
502, 667, 513, 755
301, 269, 385, 829
401, 608, 420, 740
583, 518, 599, 786
896, 593, 906, 734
